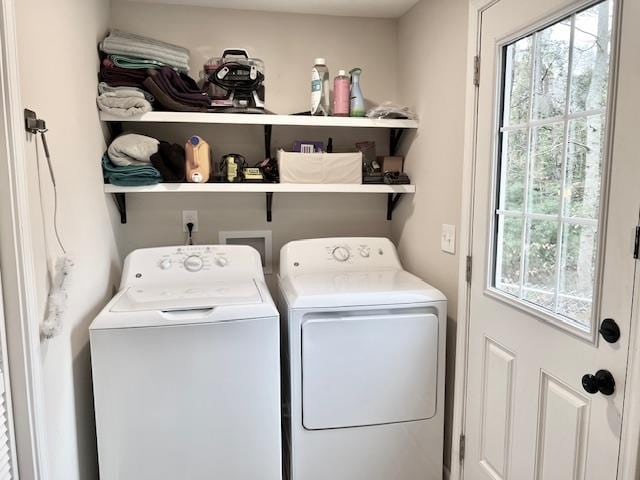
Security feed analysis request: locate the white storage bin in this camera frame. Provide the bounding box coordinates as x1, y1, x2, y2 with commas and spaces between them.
277, 150, 362, 184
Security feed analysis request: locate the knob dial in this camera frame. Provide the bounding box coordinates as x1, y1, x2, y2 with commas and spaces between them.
332, 246, 350, 262
359, 247, 371, 258
215, 256, 228, 267
184, 255, 203, 272
159, 258, 172, 270
582, 369, 615, 396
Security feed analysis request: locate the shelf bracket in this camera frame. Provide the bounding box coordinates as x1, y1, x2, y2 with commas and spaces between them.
266, 192, 273, 222
264, 124, 272, 159
112, 192, 127, 224
387, 193, 404, 221
389, 128, 405, 156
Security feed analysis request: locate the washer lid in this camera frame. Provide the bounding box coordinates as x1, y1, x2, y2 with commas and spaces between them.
280, 269, 446, 309
110, 279, 262, 313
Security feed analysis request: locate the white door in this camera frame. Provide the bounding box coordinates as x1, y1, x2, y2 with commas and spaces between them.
0, 271, 17, 479
464, 0, 639, 478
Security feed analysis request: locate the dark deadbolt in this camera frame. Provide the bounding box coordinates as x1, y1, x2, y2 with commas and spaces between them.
581, 369, 615, 396
599, 318, 620, 343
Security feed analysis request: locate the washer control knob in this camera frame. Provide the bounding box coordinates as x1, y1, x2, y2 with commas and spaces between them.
359, 247, 371, 258
215, 256, 228, 267
184, 255, 203, 272
332, 246, 350, 262
159, 258, 172, 270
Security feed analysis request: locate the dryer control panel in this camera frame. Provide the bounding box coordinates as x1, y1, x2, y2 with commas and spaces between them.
280, 237, 402, 277
120, 245, 265, 288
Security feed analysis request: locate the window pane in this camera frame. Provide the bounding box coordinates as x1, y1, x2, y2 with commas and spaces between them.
523, 219, 558, 310
499, 129, 528, 211
493, 1, 612, 333
533, 19, 571, 119
503, 37, 533, 126
565, 115, 605, 219
558, 224, 598, 326
529, 123, 564, 215
570, 1, 613, 113
495, 215, 524, 296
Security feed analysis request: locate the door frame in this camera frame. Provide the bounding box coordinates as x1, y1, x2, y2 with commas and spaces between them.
450, 0, 640, 478
0, 0, 50, 478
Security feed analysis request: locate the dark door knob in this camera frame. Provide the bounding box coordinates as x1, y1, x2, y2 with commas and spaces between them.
599, 318, 620, 343
582, 369, 615, 396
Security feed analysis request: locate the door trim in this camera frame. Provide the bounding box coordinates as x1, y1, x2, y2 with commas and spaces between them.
451, 0, 640, 478
0, 0, 50, 478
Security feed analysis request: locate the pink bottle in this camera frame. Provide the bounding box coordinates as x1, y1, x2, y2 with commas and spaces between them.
332, 70, 350, 116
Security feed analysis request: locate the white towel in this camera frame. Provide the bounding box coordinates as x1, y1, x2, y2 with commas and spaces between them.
108, 134, 159, 166
100, 29, 190, 72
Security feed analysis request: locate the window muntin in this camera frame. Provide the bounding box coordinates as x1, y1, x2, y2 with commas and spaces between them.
493, 1, 613, 331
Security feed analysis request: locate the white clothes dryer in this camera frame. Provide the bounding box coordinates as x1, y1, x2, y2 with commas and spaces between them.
278, 237, 446, 480
90, 245, 281, 480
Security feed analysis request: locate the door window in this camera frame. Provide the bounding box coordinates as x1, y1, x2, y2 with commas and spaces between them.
493, 1, 613, 332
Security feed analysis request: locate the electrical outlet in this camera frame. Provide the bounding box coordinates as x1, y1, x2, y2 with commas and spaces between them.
441, 224, 456, 254
182, 210, 199, 232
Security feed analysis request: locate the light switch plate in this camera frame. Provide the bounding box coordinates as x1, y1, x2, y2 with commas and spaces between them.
441, 224, 456, 254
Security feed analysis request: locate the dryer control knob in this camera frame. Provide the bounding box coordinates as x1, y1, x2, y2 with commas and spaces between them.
215, 256, 228, 267
159, 258, 172, 270
332, 246, 350, 262
359, 247, 371, 258
184, 255, 203, 272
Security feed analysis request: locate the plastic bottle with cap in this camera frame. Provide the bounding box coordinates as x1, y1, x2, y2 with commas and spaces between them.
310, 58, 330, 116
185, 135, 212, 183
332, 69, 350, 117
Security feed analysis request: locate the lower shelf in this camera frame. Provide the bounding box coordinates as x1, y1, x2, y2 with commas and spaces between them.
103, 183, 415, 194
104, 182, 415, 223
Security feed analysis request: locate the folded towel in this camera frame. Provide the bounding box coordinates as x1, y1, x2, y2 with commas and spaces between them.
98, 82, 154, 102
143, 76, 207, 112
108, 133, 159, 166
150, 141, 186, 182
146, 67, 210, 108
99, 59, 148, 88
100, 29, 190, 72
97, 92, 152, 117
102, 153, 161, 186
109, 54, 169, 71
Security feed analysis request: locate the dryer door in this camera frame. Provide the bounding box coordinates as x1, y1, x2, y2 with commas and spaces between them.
301, 310, 439, 430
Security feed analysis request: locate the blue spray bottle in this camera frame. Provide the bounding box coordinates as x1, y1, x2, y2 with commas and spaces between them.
349, 67, 365, 117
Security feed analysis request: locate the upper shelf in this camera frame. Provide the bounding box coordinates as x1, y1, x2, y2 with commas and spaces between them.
98, 112, 418, 129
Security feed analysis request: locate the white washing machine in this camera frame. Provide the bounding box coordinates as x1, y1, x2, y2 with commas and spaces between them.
278, 237, 446, 480
90, 245, 281, 480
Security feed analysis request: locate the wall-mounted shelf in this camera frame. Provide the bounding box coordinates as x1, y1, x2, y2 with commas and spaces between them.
105, 183, 415, 224
98, 111, 418, 129
100, 112, 418, 224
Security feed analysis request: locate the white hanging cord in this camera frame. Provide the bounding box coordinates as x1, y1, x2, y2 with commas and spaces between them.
32, 125, 73, 339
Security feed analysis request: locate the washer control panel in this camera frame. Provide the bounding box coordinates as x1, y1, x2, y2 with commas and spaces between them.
282, 237, 401, 276
121, 245, 264, 287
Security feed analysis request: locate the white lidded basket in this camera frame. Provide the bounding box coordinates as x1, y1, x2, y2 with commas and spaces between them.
277, 150, 362, 184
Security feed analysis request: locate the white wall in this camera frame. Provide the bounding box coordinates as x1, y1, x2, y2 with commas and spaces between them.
109, 1, 400, 276
15, 0, 121, 478
393, 0, 469, 471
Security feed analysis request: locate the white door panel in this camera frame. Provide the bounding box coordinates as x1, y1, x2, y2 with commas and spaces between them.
464, 0, 638, 478
301, 312, 439, 429
478, 337, 515, 480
